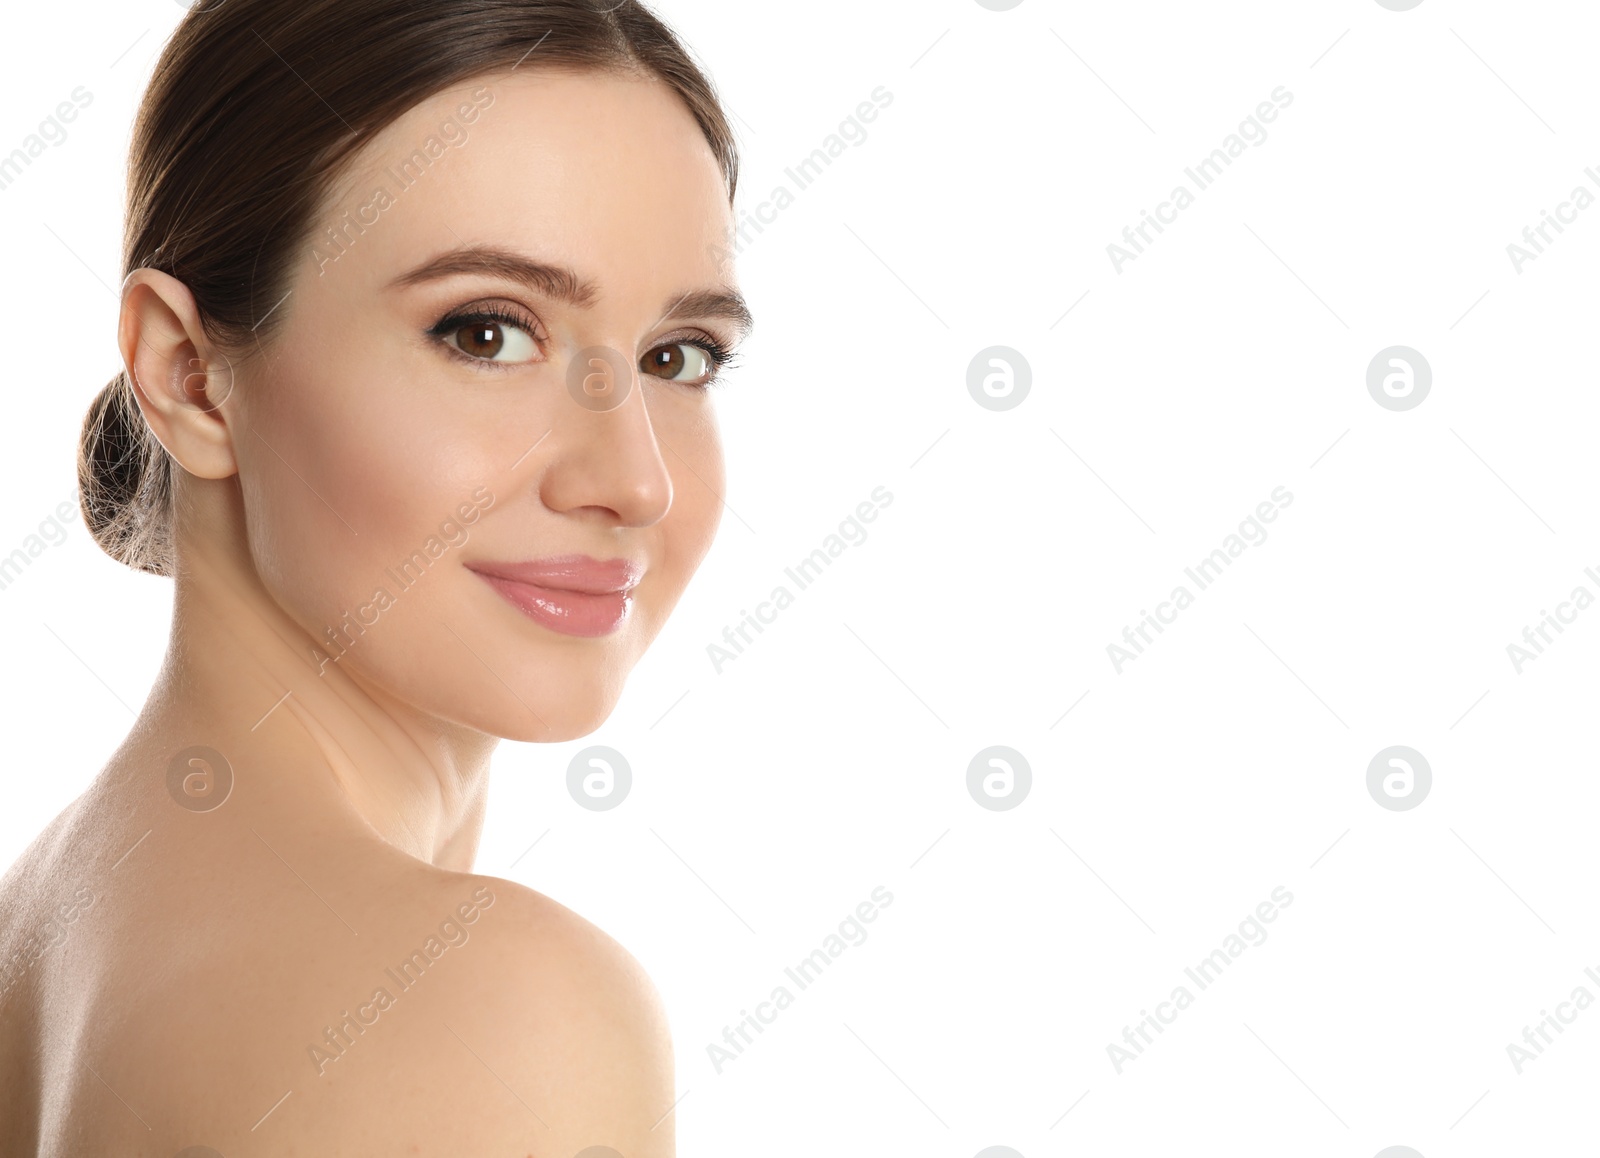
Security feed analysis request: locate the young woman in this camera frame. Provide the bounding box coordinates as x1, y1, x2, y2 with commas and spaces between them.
0, 2, 749, 1153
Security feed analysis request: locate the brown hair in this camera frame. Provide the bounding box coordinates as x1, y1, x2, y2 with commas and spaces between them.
78, 0, 739, 576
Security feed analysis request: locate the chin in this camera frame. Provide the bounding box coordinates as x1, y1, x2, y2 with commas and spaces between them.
479, 677, 624, 744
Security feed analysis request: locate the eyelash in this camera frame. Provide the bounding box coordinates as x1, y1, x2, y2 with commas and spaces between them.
427, 305, 738, 388
428, 305, 542, 370
680, 336, 738, 388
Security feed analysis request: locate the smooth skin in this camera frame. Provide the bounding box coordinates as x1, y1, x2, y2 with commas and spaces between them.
0, 67, 748, 1156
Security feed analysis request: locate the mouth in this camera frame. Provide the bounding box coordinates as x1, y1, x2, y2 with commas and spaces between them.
466, 555, 642, 639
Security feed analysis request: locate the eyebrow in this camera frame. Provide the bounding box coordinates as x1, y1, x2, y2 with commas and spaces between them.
388, 244, 753, 337
655, 288, 754, 337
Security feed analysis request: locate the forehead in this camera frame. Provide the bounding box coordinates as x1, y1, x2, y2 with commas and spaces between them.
314, 67, 733, 298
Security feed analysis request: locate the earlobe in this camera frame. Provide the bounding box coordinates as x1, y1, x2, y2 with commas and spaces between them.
119, 268, 239, 481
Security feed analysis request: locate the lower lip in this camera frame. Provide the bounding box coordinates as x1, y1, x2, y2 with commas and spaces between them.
472, 572, 632, 638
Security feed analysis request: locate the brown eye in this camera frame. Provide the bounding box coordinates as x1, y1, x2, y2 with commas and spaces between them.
641, 342, 713, 383
438, 316, 539, 364
457, 322, 504, 359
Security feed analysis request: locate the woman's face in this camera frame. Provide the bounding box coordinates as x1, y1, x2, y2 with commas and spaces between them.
231, 68, 746, 741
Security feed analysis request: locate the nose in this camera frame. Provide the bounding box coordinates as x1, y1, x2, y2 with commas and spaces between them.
537, 345, 674, 527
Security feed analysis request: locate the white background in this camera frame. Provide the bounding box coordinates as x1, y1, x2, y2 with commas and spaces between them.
2, 1, 1597, 1155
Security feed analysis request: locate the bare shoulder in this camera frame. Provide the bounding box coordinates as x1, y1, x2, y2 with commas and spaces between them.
17, 831, 678, 1156
285, 867, 679, 1156
454, 873, 676, 1103
436, 869, 674, 1057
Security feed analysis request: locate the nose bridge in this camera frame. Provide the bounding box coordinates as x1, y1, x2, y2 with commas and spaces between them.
542, 342, 673, 526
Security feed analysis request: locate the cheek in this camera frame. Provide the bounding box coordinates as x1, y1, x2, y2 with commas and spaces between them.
238, 339, 494, 635
651, 401, 725, 608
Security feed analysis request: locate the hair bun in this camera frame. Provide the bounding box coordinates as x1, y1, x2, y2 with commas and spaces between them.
76, 371, 173, 576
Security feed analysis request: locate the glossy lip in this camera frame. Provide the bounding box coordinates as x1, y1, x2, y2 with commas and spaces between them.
466, 555, 643, 638
466, 555, 643, 594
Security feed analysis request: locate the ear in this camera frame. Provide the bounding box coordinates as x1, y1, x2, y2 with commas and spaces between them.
118, 268, 239, 481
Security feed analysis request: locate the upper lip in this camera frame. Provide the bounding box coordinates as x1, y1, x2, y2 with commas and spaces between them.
466, 555, 643, 595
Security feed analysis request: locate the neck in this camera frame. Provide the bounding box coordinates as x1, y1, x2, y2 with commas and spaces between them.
130, 522, 498, 871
